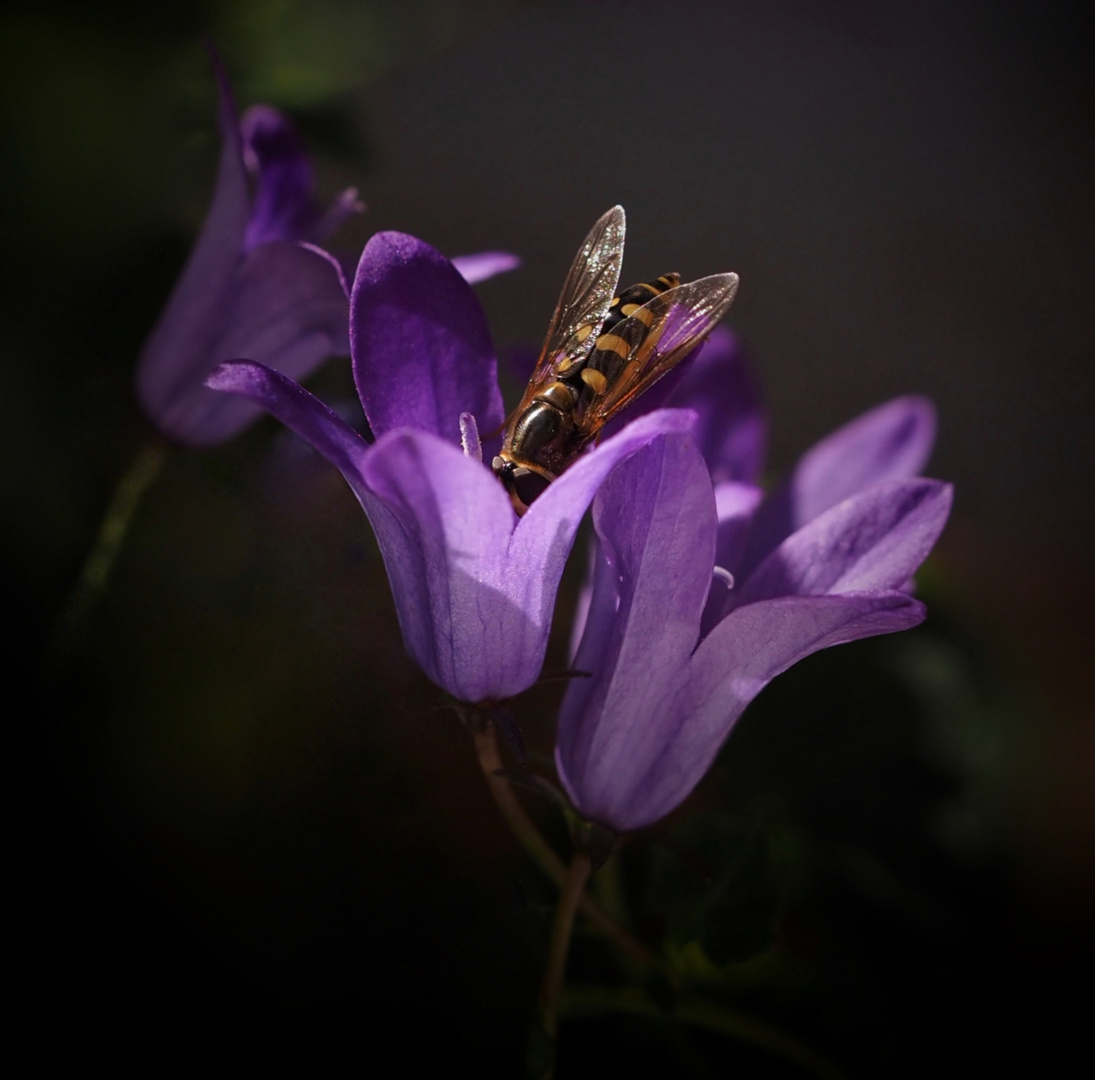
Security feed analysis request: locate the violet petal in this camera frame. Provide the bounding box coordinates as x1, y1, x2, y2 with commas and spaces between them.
734, 478, 953, 610
363, 408, 697, 702
664, 327, 767, 484
135, 49, 250, 440
450, 251, 521, 284
241, 104, 318, 249
201, 364, 441, 686
205, 359, 371, 482
745, 396, 937, 569
599, 590, 926, 832
359, 429, 519, 701
556, 433, 716, 825
350, 232, 505, 445
241, 106, 362, 249
208, 365, 693, 703
790, 396, 937, 526
698, 480, 765, 638
157, 242, 350, 445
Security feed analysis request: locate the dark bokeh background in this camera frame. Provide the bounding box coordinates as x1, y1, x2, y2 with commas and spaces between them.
6, 0, 1093, 1073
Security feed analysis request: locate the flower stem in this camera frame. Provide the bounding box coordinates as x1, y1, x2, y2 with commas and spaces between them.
471, 723, 653, 966
530, 849, 591, 1079
49, 438, 169, 663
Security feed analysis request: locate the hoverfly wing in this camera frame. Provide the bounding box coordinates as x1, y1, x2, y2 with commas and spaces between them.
516, 206, 627, 414
585, 272, 740, 426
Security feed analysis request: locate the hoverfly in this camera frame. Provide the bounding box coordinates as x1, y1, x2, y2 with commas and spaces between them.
491, 206, 739, 515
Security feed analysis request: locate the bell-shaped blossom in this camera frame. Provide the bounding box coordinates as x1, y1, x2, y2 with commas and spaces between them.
208, 231, 694, 703
136, 52, 516, 448
135, 51, 361, 447
556, 368, 950, 833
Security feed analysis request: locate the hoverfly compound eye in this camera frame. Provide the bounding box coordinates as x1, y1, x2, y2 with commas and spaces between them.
511, 467, 551, 510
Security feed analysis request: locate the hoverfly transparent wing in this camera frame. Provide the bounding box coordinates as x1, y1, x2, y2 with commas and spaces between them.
582, 272, 739, 432
514, 206, 627, 414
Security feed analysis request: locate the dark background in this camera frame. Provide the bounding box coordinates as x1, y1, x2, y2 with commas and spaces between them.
5, 0, 1093, 1073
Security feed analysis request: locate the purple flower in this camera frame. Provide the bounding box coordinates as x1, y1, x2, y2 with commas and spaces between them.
207, 231, 693, 703
556, 335, 951, 833
239, 104, 362, 253
135, 51, 361, 446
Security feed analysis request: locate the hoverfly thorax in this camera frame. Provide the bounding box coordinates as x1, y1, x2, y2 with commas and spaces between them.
492, 206, 739, 515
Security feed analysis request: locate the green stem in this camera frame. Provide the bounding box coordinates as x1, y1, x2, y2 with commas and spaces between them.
471, 723, 653, 966
49, 438, 169, 662
532, 850, 591, 1078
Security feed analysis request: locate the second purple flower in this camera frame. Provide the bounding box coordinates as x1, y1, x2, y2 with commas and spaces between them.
557, 333, 952, 834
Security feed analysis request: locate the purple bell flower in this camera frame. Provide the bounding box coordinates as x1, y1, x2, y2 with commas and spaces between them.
556, 333, 951, 833
135, 50, 362, 447
207, 231, 693, 704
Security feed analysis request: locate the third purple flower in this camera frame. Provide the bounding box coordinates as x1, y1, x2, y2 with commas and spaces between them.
135, 50, 361, 447
136, 48, 516, 449
557, 334, 951, 834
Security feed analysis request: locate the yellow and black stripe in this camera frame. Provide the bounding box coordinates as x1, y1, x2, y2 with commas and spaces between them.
580, 274, 679, 394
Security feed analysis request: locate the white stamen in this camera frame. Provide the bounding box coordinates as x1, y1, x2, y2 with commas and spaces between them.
459, 412, 482, 462
712, 566, 735, 590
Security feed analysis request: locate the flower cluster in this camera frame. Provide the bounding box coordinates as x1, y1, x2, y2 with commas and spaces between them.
176, 119, 950, 832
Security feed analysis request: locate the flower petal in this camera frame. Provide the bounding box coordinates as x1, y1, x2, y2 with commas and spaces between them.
205, 359, 371, 484
350, 231, 504, 445
791, 396, 937, 524
604, 590, 926, 831
665, 328, 767, 484
157, 241, 350, 445
206, 361, 487, 699
242, 105, 363, 248
556, 433, 716, 826
365, 409, 699, 702
698, 480, 765, 638
565, 536, 617, 685
713, 481, 765, 581
135, 47, 250, 444
210, 376, 694, 703
734, 478, 953, 609
450, 251, 521, 285
240, 105, 319, 249
510, 408, 699, 633
206, 361, 515, 701
744, 397, 937, 569
360, 428, 520, 702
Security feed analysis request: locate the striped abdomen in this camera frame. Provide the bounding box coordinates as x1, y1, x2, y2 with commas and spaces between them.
573, 274, 680, 397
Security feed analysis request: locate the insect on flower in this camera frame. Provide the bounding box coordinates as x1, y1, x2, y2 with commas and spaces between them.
492, 206, 739, 514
